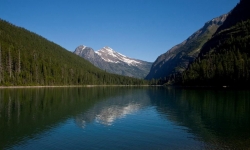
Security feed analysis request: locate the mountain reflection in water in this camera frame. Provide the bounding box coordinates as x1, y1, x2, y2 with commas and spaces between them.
75, 88, 151, 127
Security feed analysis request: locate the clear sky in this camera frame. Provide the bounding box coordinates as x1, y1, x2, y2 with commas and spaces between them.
0, 0, 239, 62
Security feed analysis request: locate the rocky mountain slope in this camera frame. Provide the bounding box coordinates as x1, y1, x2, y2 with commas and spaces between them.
145, 14, 228, 80
74, 46, 152, 79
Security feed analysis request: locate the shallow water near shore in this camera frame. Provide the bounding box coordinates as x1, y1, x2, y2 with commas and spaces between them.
0, 87, 250, 149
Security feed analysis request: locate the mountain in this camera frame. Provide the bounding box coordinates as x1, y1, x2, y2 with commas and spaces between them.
74, 45, 104, 67
0, 19, 146, 85
74, 46, 152, 79
181, 0, 250, 86
146, 14, 228, 80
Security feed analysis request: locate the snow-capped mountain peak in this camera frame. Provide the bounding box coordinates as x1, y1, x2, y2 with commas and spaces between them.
96, 47, 141, 66
102, 46, 114, 52
74, 45, 87, 55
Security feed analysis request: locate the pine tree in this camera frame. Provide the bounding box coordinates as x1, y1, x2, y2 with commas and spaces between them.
0, 44, 2, 83
8, 48, 12, 78
18, 48, 21, 74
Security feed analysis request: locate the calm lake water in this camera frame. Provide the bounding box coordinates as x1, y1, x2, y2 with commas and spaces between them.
0, 87, 250, 149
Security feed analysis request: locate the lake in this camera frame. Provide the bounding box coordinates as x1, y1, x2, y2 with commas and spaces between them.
0, 87, 250, 149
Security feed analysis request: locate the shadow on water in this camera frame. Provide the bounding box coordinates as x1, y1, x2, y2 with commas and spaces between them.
147, 87, 250, 149
0, 87, 142, 149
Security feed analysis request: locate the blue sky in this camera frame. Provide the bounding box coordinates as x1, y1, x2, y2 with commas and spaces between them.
1, 0, 239, 62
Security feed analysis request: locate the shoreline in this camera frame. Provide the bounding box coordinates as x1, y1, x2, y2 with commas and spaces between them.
0, 85, 249, 89
0, 85, 156, 89
0, 85, 85, 89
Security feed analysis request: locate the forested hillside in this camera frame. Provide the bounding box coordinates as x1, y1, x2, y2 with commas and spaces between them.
181, 0, 250, 86
0, 19, 146, 86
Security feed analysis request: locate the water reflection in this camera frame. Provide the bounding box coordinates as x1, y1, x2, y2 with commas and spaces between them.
148, 87, 250, 149
0, 87, 128, 149
95, 104, 141, 125
0, 87, 250, 149
75, 88, 151, 127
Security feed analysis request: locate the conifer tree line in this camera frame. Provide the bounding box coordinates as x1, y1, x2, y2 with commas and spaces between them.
0, 19, 147, 86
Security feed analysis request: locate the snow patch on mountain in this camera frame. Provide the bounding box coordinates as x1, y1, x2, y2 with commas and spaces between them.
74, 45, 86, 55
96, 47, 141, 66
